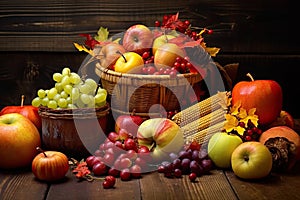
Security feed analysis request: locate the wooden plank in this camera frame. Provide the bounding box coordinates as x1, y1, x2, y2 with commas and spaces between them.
139, 170, 238, 200
46, 170, 141, 200
0, 168, 48, 200
0, 0, 295, 53
225, 162, 300, 200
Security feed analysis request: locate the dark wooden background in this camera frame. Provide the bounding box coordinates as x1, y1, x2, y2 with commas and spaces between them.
1, 0, 299, 117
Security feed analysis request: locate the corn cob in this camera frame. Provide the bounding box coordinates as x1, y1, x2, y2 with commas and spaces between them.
181, 108, 227, 138
172, 91, 230, 126
185, 121, 225, 144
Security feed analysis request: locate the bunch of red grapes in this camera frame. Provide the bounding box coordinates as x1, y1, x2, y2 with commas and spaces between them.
81, 129, 152, 188
157, 140, 213, 182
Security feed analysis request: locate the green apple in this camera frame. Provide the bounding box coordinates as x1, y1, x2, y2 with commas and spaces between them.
0, 113, 41, 169
114, 51, 144, 74
152, 34, 176, 56
137, 118, 184, 163
207, 132, 243, 168
231, 141, 273, 179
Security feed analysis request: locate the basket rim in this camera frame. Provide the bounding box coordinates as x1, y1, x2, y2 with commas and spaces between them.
95, 62, 203, 81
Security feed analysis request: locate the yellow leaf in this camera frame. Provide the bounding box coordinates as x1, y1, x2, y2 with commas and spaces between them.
95, 27, 109, 42
238, 108, 248, 119
230, 100, 241, 116
234, 126, 245, 136
205, 47, 220, 57
224, 114, 239, 133
73, 43, 94, 55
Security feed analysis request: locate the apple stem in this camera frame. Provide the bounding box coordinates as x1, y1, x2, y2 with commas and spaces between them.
36, 147, 47, 157
246, 73, 255, 81
116, 51, 127, 63
21, 95, 25, 107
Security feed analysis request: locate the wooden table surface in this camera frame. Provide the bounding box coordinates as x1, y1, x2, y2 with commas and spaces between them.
1, 161, 300, 200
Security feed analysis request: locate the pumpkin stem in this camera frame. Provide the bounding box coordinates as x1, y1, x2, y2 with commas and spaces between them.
246, 73, 255, 81
36, 147, 47, 157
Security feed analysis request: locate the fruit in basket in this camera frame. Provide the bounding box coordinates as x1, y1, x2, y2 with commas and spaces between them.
0, 113, 41, 169
32, 147, 69, 182
114, 51, 144, 74
115, 114, 144, 136
231, 141, 273, 179
154, 43, 185, 70
259, 126, 300, 171
122, 24, 154, 55
137, 118, 184, 163
231, 73, 282, 125
31, 67, 108, 109
1, 95, 42, 130
152, 34, 176, 55
207, 132, 243, 168
98, 42, 126, 69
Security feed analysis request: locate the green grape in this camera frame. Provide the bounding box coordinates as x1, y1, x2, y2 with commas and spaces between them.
55, 83, 63, 93
62, 67, 71, 76
80, 93, 92, 104
67, 104, 77, 109
58, 98, 68, 108
71, 87, 80, 100
70, 72, 81, 85
61, 75, 70, 87
37, 89, 46, 98
97, 88, 108, 96
53, 72, 63, 83
32, 97, 42, 107
64, 84, 73, 95
60, 91, 68, 99
45, 89, 49, 95
85, 78, 98, 92
48, 100, 58, 109
53, 94, 62, 102
48, 88, 58, 99
94, 93, 106, 104
66, 96, 72, 104
78, 83, 92, 94
73, 98, 85, 108
41, 97, 49, 106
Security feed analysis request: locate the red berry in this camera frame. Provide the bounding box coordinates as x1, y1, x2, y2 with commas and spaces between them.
174, 168, 182, 178
207, 29, 213, 34
189, 172, 197, 182
184, 20, 190, 26
154, 20, 160, 27
142, 51, 150, 59
120, 168, 131, 181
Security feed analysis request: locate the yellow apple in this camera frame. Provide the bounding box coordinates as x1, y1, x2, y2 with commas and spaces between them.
154, 43, 185, 70
152, 34, 176, 55
207, 132, 243, 169
231, 141, 273, 179
137, 118, 184, 163
114, 52, 144, 74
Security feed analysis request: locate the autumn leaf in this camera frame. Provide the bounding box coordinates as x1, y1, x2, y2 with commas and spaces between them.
229, 100, 241, 116
94, 27, 109, 42
224, 114, 239, 133
239, 108, 259, 127
73, 43, 94, 55
205, 47, 220, 57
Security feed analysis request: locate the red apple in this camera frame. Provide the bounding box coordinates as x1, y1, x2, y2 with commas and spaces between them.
231, 73, 283, 125
0, 113, 41, 169
122, 24, 154, 55
115, 114, 144, 136
97, 42, 126, 69
32, 147, 69, 182
0, 95, 42, 130
154, 43, 185, 71
114, 51, 144, 74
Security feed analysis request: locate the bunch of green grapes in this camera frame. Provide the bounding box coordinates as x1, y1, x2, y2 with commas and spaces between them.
31, 67, 107, 109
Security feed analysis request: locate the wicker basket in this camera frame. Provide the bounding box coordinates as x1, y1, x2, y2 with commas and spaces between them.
95, 63, 204, 118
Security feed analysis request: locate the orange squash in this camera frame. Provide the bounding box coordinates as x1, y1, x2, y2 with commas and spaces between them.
259, 126, 300, 171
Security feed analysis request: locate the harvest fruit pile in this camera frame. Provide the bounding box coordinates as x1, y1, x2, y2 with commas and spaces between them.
0, 13, 300, 191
